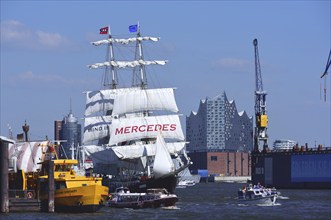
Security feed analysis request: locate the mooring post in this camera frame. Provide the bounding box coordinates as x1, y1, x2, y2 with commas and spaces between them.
0, 137, 14, 213
48, 160, 54, 212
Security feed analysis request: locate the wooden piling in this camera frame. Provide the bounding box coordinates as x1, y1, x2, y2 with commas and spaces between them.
48, 160, 54, 212
0, 137, 14, 213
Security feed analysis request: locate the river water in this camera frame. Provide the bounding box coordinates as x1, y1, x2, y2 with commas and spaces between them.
1, 182, 330, 219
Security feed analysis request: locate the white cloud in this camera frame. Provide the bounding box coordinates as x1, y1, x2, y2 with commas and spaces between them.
18, 71, 64, 83
1, 20, 69, 50
211, 58, 249, 68
1, 20, 31, 40
36, 30, 66, 47
210, 57, 252, 75
6, 71, 93, 87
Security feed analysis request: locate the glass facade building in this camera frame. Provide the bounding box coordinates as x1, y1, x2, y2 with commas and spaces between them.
186, 92, 253, 152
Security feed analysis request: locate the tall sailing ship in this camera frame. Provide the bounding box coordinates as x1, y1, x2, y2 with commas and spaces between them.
83, 24, 191, 193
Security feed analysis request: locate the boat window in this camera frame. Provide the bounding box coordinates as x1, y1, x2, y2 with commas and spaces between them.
55, 181, 66, 190
56, 164, 71, 172
55, 165, 61, 172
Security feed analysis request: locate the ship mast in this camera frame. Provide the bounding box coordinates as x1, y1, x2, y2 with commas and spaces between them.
132, 23, 147, 89
103, 26, 118, 89
89, 25, 166, 90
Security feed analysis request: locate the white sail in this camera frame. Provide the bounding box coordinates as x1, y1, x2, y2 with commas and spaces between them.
88, 60, 167, 69
84, 145, 118, 162
8, 141, 49, 172
91, 36, 160, 46
85, 88, 140, 116
153, 134, 175, 178
84, 144, 145, 172
112, 142, 186, 159
83, 116, 112, 143
108, 115, 185, 146
112, 88, 179, 115
84, 90, 115, 116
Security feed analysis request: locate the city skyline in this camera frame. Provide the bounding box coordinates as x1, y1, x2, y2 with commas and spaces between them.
1, 1, 330, 148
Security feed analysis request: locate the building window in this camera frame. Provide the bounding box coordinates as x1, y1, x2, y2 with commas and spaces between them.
211, 156, 218, 161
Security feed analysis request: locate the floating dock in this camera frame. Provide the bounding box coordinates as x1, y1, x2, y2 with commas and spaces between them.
251, 147, 331, 189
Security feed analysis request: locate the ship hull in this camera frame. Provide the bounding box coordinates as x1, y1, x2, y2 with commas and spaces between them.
40, 186, 109, 212
53, 185, 109, 212
251, 149, 331, 189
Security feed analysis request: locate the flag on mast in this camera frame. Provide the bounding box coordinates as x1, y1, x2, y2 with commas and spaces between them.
129, 24, 138, 33
100, 27, 109, 34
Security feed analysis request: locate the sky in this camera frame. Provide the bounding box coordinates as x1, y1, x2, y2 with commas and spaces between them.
1, 1, 330, 148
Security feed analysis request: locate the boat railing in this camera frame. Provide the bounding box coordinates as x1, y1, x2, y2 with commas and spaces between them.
8, 189, 37, 199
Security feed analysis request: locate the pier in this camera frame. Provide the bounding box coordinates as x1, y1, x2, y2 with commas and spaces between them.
0, 136, 55, 213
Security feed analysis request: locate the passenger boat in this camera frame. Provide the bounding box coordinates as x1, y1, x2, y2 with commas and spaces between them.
38, 144, 109, 212
237, 184, 278, 204
108, 187, 178, 208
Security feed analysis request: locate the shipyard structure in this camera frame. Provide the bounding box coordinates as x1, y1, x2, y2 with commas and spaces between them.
250, 39, 331, 189
186, 92, 253, 178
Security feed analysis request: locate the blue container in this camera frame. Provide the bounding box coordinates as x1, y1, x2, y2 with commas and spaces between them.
198, 169, 208, 178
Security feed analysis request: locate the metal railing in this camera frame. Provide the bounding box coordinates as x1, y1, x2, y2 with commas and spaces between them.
8, 189, 37, 199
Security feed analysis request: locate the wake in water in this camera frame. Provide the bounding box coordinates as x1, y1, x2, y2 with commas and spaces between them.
162, 206, 181, 210
256, 201, 282, 207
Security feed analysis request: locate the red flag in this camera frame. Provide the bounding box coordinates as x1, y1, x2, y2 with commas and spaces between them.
99, 27, 109, 34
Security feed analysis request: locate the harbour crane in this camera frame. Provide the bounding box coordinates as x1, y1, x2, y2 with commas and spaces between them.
253, 39, 269, 152
321, 49, 331, 102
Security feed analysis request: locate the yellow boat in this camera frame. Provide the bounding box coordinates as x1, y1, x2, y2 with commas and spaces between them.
38, 158, 109, 212
37, 156, 109, 212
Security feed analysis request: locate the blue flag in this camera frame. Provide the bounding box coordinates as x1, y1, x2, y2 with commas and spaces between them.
129, 24, 138, 33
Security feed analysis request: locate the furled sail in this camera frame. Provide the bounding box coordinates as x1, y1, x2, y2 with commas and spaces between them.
8, 141, 49, 172
108, 115, 185, 146
83, 116, 112, 143
112, 88, 179, 115
88, 60, 167, 69
153, 133, 175, 178
91, 36, 160, 46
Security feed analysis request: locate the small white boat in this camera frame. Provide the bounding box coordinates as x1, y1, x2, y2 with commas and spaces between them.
177, 179, 196, 188
238, 184, 278, 204
108, 187, 178, 208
